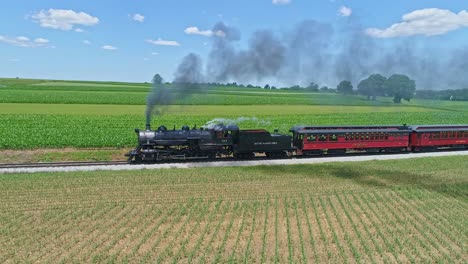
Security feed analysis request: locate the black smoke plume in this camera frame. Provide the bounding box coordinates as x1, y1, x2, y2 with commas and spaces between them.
178, 20, 468, 90
145, 53, 205, 125
145, 76, 171, 125
207, 22, 286, 82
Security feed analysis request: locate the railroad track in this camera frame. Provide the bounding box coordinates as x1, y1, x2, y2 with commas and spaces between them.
1, 148, 466, 171
0, 161, 128, 169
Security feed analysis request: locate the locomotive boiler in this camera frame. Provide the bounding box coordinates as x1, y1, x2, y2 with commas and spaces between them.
126, 123, 238, 162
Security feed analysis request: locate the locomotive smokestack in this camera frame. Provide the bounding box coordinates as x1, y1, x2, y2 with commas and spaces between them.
146, 123, 151, 131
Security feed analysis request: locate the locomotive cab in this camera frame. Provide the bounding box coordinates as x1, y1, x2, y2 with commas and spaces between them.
210, 124, 239, 146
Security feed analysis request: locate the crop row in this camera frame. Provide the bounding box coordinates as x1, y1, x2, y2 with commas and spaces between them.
1, 111, 466, 149
1, 190, 465, 263
1, 155, 465, 262
0, 88, 400, 106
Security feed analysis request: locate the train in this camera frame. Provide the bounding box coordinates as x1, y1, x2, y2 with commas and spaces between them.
126, 123, 468, 162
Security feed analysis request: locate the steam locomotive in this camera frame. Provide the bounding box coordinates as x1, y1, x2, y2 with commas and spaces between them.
126, 123, 468, 162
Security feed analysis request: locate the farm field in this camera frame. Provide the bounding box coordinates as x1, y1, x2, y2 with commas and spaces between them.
1, 111, 467, 149
0, 156, 466, 263
0, 78, 467, 152
1, 78, 468, 110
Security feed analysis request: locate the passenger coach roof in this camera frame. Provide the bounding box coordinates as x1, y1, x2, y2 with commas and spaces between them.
411, 128, 468, 133
292, 129, 411, 135
289, 125, 409, 133
410, 124, 468, 130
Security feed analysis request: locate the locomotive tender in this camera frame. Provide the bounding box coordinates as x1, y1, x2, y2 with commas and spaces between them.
126, 123, 468, 162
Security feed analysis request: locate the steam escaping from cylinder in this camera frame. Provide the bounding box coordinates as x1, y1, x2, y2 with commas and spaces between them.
203, 117, 271, 129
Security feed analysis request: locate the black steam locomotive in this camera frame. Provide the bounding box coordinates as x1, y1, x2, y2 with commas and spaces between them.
126, 124, 292, 162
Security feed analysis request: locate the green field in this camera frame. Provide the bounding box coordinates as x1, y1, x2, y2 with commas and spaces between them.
1, 111, 467, 149
2, 78, 468, 109
0, 156, 466, 263
1, 78, 467, 150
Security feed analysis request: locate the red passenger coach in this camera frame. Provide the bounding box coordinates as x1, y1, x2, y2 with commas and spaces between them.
290, 125, 412, 155
410, 125, 468, 151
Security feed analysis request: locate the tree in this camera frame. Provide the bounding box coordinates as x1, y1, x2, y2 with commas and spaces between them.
337, 80, 353, 95
264, 84, 270, 90
357, 74, 387, 100
306, 82, 319, 92
152, 74, 163, 85
384, 74, 416, 103
320, 86, 329, 92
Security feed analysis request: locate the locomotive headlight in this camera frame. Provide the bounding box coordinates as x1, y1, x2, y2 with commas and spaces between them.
138, 130, 156, 144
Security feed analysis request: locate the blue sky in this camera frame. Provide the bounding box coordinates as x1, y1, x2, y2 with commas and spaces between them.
1, 0, 467, 86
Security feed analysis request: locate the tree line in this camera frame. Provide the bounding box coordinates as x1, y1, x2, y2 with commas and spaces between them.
152, 73, 468, 102
337, 74, 416, 103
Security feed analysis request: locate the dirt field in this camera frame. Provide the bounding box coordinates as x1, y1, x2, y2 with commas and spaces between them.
0, 156, 466, 263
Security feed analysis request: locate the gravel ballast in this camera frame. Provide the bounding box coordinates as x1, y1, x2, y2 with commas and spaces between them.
1, 150, 467, 174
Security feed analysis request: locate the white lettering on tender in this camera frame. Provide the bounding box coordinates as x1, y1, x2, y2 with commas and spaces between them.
253, 142, 278, 145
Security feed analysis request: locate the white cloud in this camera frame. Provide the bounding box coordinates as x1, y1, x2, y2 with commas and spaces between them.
8, 58, 20, 62
34, 38, 49, 43
102, 45, 117, 50
151, 52, 159, 55
146, 38, 180, 46
272, 0, 291, 5
31, 9, 99, 30
0, 35, 49, 47
82, 40, 91, 45
339, 6, 352, 17
366, 8, 468, 38
17, 36, 29, 41
184, 26, 226, 37
143, 58, 150, 61
132, 13, 145, 22
184, 26, 212, 36
74, 28, 84, 32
